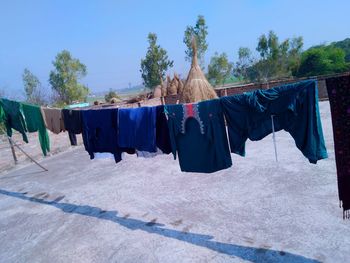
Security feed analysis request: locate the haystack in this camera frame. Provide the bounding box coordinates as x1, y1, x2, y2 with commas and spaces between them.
168, 74, 179, 95
174, 73, 184, 94
180, 38, 218, 103
153, 85, 162, 98
110, 97, 119, 104
159, 75, 167, 97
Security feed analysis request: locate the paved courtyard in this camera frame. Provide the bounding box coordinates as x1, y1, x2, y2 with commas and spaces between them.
0, 101, 349, 263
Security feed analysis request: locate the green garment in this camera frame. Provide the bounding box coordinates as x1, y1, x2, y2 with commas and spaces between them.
22, 103, 50, 156
0, 103, 5, 123
0, 98, 28, 142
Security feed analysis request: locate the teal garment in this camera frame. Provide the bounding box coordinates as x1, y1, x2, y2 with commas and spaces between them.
220, 80, 328, 164
22, 103, 50, 156
0, 98, 28, 142
65, 103, 89, 109
166, 99, 232, 173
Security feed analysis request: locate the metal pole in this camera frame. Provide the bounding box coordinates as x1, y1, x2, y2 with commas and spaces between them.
271, 115, 278, 162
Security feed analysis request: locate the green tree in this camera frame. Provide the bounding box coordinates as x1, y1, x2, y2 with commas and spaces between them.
104, 89, 120, 102
252, 31, 304, 82
183, 15, 208, 67
207, 52, 233, 85
140, 33, 174, 89
22, 68, 48, 105
23, 68, 40, 101
49, 50, 89, 104
296, 46, 349, 77
331, 38, 350, 62
233, 47, 255, 82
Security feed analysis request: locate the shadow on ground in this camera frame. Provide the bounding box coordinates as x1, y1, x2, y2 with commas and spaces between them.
0, 189, 320, 263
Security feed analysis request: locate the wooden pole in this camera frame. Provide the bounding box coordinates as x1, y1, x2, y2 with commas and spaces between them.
8, 136, 48, 172
8, 138, 18, 164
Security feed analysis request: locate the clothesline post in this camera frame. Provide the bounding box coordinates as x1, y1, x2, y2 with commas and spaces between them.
0, 126, 48, 171
271, 115, 278, 162
8, 138, 18, 164
8, 136, 48, 172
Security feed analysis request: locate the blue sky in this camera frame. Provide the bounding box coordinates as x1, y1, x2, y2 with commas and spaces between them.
1, 0, 349, 93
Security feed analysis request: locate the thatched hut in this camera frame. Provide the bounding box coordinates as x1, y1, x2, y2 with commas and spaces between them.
180, 38, 218, 103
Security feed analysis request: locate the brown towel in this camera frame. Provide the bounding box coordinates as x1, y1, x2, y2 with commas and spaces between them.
41, 107, 65, 134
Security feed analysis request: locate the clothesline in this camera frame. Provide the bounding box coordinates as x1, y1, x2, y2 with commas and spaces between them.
1, 77, 349, 219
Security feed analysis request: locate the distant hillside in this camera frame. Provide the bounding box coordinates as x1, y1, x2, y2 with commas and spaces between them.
89, 84, 149, 102
331, 38, 350, 62
117, 85, 148, 96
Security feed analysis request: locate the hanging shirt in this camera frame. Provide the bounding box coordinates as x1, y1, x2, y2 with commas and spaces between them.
326, 75, 350, 217
155, 105, 171, 154
0, 98, 28, 143
118, 107, 157, 152
22, 103, 50, 156
220, 80, 328, 164
62, 109, 83, 146
41, 107, 65, 134
0, 103, 5, 123
166, 99, 232, 173
81, 108, 134, 163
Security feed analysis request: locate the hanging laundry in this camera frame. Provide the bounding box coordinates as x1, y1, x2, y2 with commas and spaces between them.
166, 99, 232, 173
22, 103, 50, 156
156, 105, 172, 154
326, 75, 350, 219
81, 108, 134, 163
0, 98, 28, 143
118, 107, 157, 152
221, 80, 328, 164
0, 103, 5, 123
62, 109, 82, 146
41, 107, 65, 134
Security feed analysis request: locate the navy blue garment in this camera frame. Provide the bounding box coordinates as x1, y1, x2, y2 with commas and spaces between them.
166, 99, 232, 173
81, 108, 123, 163
156, 105, 171, 154
62, 109, 82, 146
221, 80, 328, 164
118, 107, 157, 152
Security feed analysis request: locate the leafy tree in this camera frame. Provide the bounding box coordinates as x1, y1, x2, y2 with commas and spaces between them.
288, 37, 304, 75
105, 89, 120, 102
140, 33, 174, 89
183, 15, 208, 67
233, 47, 255, 81
49, 50, 89, 104
296, 46, 349, 77
23, 68, 40, 101
207, 52, 233, 85
22, 68, 48, 105
251, 31, 304, 82
331, 38, 350, 62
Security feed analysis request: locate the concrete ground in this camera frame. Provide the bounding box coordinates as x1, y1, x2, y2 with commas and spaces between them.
0, 101, 349, 263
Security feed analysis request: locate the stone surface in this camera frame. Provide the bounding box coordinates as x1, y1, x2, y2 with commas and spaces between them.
0, 101, 349, 263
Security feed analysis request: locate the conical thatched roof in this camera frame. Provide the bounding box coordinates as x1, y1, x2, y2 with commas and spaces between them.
180, 38, 218, 103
